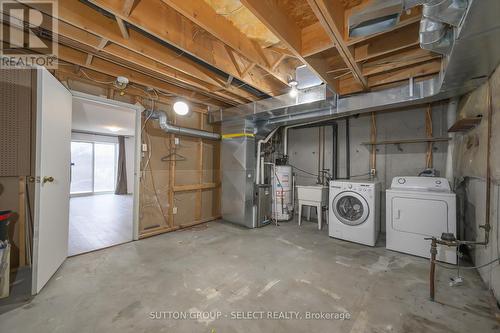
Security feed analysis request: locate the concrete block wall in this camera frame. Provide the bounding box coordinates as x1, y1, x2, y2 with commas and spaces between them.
454, 65, 500, 302
288, 104, 449, 229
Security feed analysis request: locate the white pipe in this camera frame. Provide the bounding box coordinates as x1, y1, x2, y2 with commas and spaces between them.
256, 127, 279, 185
445, 97, 459, 183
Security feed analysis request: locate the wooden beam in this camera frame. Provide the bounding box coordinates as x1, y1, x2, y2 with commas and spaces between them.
89, 0, 286, 96
160, 0, 289, 84
339, 59, 441, 94
240, 0, 337, 89
115, 16, 129, 39
56, 66, 208, 111
13, 1, 256, 103
301, 21, 334, 57
362, 47, 441, 77
353, 22, 420, 63
122, 0, 138, 16
307, 0, 368, 89
56, 43, 229, 106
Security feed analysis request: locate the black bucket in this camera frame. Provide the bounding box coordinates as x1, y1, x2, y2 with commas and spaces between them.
0, 210, 12, 242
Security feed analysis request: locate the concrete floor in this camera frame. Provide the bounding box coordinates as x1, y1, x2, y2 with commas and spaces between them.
69, 194, 133, 256
0, 220, 498, 332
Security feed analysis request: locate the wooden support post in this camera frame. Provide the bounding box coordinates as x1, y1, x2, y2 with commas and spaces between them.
168, 132, 175, 228
425, 105, 433, 168
370, 112, 377, 174
196, 138, 203, 221
18, 177, 26, 267
196, 114, 204, 221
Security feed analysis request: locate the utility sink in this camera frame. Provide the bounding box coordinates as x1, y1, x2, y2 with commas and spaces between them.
296, 185, 329, 205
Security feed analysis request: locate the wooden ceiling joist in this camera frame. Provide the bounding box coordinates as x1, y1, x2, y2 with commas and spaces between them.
159, 0, 291, 85
57, 43, 230, 107
56, 66, 209, 113
339, 58, 441, 95
14, 0, 257, 104
307, 0, 368, 89
88, 0, 287, 96
239, 0, 339, 90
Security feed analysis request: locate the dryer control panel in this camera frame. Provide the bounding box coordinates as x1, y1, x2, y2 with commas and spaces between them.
390, 177, 451, 192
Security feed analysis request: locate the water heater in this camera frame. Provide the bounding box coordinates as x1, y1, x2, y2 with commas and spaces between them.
272, 165, 293, 221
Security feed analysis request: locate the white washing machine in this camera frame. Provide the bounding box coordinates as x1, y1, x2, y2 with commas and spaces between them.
386, 177, 457, 264
329, 180, 381, 246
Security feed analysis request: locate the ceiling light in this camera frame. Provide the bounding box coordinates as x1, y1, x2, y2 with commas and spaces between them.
106, 126, 121, 132
288, 78, 299, 98
173, 101, 189, 116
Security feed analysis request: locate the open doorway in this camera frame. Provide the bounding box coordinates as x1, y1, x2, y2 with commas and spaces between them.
69, 94, 138, 256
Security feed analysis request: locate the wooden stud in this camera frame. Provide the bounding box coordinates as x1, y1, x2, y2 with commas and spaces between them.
425, 104, 433, 168
370, 112, 377, 173
168, 133, 175, 228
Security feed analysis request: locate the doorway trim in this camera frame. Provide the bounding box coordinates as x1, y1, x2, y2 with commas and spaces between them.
71, 91, 144, 241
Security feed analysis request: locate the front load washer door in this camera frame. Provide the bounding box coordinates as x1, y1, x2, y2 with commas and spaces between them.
332, 191, 370, 226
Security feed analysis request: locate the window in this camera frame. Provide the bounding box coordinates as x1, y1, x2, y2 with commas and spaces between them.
70, 141, 117, 195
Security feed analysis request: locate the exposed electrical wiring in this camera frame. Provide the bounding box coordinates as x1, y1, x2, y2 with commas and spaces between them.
79, 68, 115, 84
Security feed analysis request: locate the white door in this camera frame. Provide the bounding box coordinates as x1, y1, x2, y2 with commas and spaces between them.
32, 68, 72, 294
391, 197, 449, 236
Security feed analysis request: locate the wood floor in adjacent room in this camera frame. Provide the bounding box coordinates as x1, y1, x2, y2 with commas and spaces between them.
1, 220, 498, 332
69, 194, 133, 256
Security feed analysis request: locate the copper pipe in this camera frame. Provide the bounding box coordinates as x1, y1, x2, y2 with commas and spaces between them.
481, 80, 493, 244
429, 237, 437, 301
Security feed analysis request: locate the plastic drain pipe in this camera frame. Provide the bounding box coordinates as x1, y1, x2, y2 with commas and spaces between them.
256, 127, 279, 185
158, 112, 220, 140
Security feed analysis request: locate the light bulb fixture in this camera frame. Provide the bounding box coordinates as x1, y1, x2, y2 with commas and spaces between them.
173, 100, 189, 116
288, 78, 299, 98
106, 126, 121, 133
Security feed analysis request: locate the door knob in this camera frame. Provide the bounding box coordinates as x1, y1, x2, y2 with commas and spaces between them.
42, 176, 54, 184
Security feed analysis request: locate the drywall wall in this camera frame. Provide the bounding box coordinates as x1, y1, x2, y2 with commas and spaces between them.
71, 132, 135, 194
454, 65, 500, 302
288, 104, 450, 228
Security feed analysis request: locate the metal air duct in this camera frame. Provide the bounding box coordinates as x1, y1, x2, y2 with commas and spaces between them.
420, 18, 454, 55
158, 112, 220, 140
423, 0, 468, 26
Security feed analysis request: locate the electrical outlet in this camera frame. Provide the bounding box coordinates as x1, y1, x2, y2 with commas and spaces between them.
142, 143, 148, 152
175, 137, 180, 145
173, 207, 178, 215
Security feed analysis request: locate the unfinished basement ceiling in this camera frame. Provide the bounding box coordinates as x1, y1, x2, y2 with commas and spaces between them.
202, 0, 280, 47
2, 0, 445, 112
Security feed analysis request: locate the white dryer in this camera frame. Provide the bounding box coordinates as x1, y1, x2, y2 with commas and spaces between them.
386, 177, 457, 264
329, 180, 381, 246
